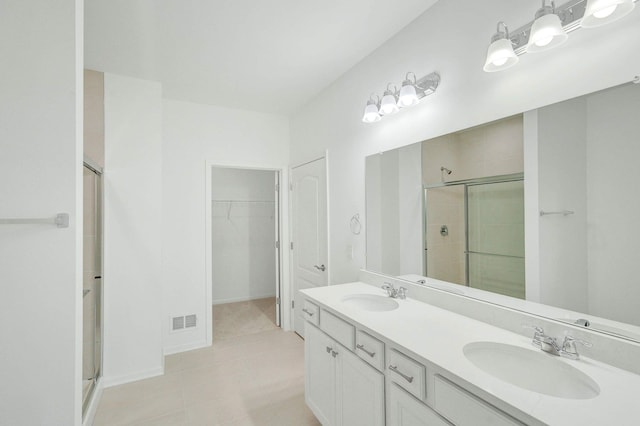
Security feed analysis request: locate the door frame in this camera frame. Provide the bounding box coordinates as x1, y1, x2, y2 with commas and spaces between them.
205, 161, 290, 346
288, 152, 330, 335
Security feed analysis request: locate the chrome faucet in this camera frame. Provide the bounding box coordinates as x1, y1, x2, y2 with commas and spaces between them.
523, 325, 592, 360
381, 282, 407, 299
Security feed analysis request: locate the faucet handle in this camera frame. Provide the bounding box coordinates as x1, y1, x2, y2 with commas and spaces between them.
381, 282, 395, 297
398, 287, 408, 300
561, 335, 592, 360
522, 324, 545, 347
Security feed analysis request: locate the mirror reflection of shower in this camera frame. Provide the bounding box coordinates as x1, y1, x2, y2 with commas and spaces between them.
424, 176, 525, 299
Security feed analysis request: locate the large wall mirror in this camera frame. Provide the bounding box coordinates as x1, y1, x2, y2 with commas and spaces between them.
366, 81, 640, 342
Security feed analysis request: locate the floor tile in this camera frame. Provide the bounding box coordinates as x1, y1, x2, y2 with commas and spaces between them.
92, 298, 314, 426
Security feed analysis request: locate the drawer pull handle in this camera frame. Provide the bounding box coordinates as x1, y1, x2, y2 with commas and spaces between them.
331, 349, 339, 358
302, 308, 315, 316
356, 344, 376, 358
326, 346, 332, 354
389, 365, 414, 383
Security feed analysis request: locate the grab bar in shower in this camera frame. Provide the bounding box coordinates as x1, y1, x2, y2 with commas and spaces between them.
0, 213, 69, 228
539, 210, 574, 217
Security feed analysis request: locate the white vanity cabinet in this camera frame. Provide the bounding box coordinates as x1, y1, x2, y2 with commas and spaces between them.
388, 383, 451, 426
304, 312, 385, 426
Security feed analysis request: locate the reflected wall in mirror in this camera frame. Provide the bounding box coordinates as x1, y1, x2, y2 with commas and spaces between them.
366, 81, 640, 341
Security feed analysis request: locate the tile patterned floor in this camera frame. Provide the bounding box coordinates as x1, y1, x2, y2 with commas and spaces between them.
93, 300, 319, 426
213, 298, 279, 340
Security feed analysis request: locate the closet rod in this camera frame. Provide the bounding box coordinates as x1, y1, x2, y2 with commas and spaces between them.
0, 213, 69, 228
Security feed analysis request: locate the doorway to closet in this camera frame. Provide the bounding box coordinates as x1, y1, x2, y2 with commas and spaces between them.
210, 167, 282, 340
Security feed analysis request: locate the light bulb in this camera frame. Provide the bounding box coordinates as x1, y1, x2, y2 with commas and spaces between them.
593, 5, 617, 18
398, 83, 418, 108
582, 0, 635, 28
492, 56, 509, 67
362, 101, 381, 123
483, 29, 519, 73
380, 91, 399, 115
527, 12, 568, 53
536, 34, 554, 47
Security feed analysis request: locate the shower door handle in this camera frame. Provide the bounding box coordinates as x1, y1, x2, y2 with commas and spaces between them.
314, 264, 326, 272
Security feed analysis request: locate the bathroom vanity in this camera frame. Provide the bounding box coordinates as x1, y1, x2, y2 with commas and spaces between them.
302, 281, 640, 426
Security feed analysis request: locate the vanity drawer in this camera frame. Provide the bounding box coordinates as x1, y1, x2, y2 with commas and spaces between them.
302, 300, 319, 326
387, 348, 426, 400
320, 309, 355, 350
434, 375, 523, 426
355, 330, 385, 371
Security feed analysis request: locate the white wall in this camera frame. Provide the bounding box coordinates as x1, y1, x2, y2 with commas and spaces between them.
211, 168, 276, 304
162, 99, 289, 354
398, 143, 423, 275
0, 1, 83, 425
289, 0, 640, 285
103, 74, 163, 386
586, 83, 640, 325
535, 97, 589, 312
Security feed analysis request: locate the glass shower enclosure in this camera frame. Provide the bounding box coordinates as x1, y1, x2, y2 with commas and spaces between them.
424, 174, 525, 298
83, 162, 102, 415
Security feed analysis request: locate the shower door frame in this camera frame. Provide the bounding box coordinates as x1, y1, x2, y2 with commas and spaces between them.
423, 172, 524, 286
82, 158, 104, 417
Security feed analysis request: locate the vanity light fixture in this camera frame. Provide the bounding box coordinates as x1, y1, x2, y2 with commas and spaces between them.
483, 0, 638, 72
483, 22, 519, 72
582, 0, 636, 27
527, 1, 568, 52
361, 72, 440, 123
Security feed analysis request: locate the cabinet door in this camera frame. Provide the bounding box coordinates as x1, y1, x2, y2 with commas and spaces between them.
337, 346, 385, 426
388, 383, 451, 426
305, 323, 336, 425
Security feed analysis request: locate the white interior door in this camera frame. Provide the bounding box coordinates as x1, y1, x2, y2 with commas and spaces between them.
291, 158, 328, 337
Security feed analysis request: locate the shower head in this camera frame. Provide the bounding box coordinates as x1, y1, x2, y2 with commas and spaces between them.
441, 166, 452, 175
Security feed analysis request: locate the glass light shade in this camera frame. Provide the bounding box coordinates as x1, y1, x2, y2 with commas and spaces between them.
582, 0, 635, 28
526, 13, 568, 53
362, 102, 381, 123
483, 38, 519, 72
379, 93, 399, 115
398, 84, 419, 108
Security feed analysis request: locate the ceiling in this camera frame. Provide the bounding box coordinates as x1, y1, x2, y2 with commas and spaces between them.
85, 0, 440, 115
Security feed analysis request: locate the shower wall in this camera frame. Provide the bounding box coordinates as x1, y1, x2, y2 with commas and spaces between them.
425, 186, 465, 284
422, 115, 523, 185
211, 168, 277, 304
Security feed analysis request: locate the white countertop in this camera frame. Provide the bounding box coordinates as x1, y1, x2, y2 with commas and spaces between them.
301, 282, 640, 426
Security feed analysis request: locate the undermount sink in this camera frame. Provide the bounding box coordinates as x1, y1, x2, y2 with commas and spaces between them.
340, 294, 399, 312
463, 342, 600, 399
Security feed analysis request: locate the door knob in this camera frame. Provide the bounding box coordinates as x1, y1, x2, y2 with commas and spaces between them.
314, 264, 326, 272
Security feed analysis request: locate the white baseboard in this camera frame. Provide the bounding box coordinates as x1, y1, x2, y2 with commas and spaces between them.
82, 378, 103, 426
102, 367, 164, 388
163, 339, 209, 356
212, 293, 276, 305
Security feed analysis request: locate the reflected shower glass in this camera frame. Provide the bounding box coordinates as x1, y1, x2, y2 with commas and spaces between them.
467, 180, 525, 298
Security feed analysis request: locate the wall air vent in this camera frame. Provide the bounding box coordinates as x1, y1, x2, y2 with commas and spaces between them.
172, 316, 185, 331
172, 314, 197, 332
185, 314, 197, 328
